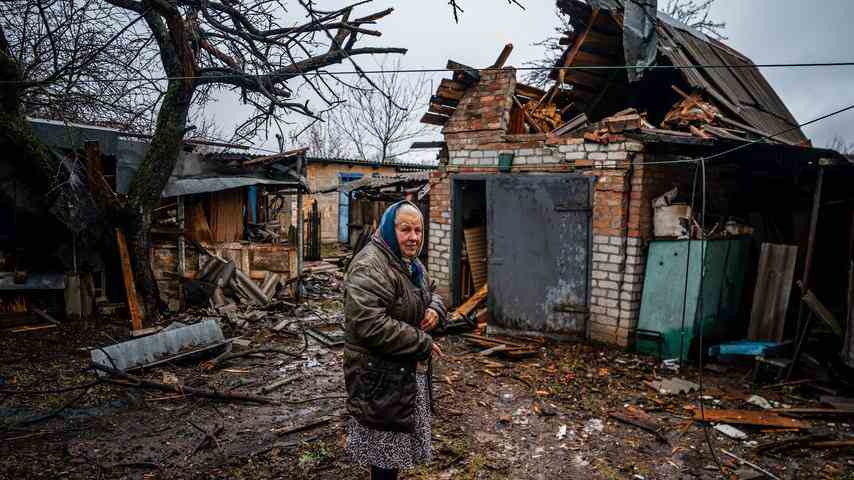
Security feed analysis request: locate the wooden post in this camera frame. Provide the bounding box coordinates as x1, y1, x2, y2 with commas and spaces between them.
84, 141, 103, 195
295, 155, 304, 302
787, 167, 824, 380
177, 196, 186, 275
795, 168, 824, 335
116, 229, 144, 331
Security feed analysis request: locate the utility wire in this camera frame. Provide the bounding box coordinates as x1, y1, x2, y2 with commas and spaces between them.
2, 61, 854, 85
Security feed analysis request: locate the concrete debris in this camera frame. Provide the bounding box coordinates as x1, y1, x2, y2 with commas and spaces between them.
714, 424, 748, 440
647, 377, 700, 395
747, 394, 773, 410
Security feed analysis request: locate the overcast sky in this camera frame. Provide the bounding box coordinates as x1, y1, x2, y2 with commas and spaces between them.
205, 0, 854, 156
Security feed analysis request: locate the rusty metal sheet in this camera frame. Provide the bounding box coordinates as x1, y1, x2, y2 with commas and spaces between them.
694, 409, 810, 429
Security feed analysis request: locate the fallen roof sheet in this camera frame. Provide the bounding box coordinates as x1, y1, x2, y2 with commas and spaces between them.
163, 174, 302, 198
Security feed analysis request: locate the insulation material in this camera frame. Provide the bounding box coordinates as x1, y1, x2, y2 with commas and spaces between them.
207, 189, 245, 242
185, 199, 213, 243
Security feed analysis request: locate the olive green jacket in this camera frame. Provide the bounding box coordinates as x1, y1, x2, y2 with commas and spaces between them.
343, 236, 446, 432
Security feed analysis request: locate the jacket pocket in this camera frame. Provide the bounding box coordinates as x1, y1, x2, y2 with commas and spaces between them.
353, 367, 384, 400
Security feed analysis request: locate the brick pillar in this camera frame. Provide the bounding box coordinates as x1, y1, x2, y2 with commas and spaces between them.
426, 170, 452, 304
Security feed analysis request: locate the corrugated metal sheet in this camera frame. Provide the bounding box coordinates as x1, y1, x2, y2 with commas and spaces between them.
162, 175, 301, 198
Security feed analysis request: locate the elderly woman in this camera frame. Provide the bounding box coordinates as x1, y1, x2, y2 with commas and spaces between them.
343, 201, 447, 480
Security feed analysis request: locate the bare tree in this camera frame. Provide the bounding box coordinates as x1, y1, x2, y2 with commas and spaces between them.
662, 0, 726, 40
328, 58, 429, 162
291, 121, 352, 159
828, 135, 854, 155
2, 0, 407, 318
524, 0, 726, 86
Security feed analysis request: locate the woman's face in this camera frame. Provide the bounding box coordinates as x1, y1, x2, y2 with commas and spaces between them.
395, 208, 423, 259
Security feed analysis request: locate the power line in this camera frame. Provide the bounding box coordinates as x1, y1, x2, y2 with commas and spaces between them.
3, 61, 854, 85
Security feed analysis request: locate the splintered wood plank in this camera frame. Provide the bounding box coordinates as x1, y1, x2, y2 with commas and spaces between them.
452, 284, 488, 320
116, 229, 144, 330
420, 113, 449, 126
429, 102, 457, 117
464, 226, 488, 290
694, 409, 810, 429
748, 243, 798, 341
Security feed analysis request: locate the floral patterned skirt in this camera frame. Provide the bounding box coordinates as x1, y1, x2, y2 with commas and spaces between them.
345, 373, 432, 470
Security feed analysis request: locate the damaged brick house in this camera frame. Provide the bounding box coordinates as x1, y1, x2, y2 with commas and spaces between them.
422, 0, 854, 359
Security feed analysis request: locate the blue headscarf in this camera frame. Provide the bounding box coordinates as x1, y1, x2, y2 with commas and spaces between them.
377, 201, 424, 286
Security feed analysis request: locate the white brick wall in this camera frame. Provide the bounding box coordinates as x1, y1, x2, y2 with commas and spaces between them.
589, 234, 646, 346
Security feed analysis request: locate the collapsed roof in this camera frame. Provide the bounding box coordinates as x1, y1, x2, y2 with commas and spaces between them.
422, 0, 809, 148
553, 0, 807, 144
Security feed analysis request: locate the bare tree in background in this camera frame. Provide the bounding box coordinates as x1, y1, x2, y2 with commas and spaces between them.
829, 135, 854, 155
1, 0, 407, 318
524, 0, 726, 86
292, 121, 352, 159
328, 58, 429, 162
662, 0, 726, 40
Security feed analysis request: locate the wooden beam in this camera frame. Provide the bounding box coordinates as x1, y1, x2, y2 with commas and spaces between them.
410, 141, 446, 149
515, 83, 547, 100
420, 113, 449, 126
431, 95, 459, 108
491, 43, 514, 68
429, 102, 457, 117
116, 229, 144, 331
694, 409, 810, 429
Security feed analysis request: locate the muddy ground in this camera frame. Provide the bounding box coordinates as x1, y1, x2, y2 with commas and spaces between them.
2, 276, 853, 479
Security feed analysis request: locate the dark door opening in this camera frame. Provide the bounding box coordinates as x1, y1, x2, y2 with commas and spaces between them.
451, 178, 487, 307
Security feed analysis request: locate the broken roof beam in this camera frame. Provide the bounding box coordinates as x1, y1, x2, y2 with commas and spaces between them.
420, 113, 450, 127
431, 95, 459, 108
429, 102, 456, 117
491, 43, 514, 69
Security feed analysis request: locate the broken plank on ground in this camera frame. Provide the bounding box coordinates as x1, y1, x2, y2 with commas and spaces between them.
694, 409, 810, 429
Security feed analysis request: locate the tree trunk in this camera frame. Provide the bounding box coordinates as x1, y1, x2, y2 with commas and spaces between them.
124, 79, 194, 319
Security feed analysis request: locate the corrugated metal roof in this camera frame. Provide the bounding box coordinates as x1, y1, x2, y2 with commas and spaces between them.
162, 175, 302, 198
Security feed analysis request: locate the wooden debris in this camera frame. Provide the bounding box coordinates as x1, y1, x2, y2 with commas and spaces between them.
273, 415, 338, 436
188, 421, 223, 458
491, 43, 514, 69
721, 449, 782, 480
694, 409, 810, 429
202, 346, 302, 371
550, 113, 588, 136
610, 406, 669, 444
255, 375, 302, 396
478, 344, 507, 356
10, 324, 58, 333
801, 288, 844, 337
116, 229, 144, 330
31, 308, 60, 326
448, 284, 488, 326
604, 110, 642, 133
91, 363, 277, 404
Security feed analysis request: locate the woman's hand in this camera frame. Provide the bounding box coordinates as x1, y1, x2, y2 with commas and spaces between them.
421, 308, 439, 332
431, 341, 443, 359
